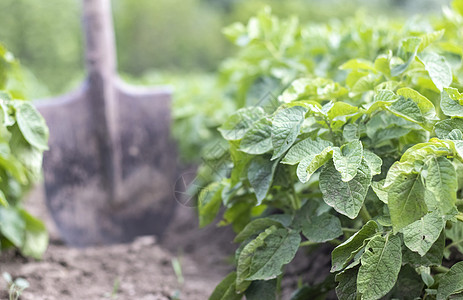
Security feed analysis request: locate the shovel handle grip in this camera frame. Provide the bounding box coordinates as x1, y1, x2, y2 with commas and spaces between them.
83, 0, 117, 77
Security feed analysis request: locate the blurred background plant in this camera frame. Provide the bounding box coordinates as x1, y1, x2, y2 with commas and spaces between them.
0, 0, 452, 166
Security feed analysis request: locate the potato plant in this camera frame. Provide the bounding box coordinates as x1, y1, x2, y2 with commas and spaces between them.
0, 44, 49, 259
200, 1, 463, 299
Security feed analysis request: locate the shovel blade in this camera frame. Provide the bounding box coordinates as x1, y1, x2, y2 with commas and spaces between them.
37, 82, 177, 247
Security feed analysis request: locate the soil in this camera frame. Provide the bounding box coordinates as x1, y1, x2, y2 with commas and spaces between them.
0, 183, 333, 300
0, 184, 235, 300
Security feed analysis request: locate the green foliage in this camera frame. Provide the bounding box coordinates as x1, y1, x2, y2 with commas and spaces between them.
199, 2, 463, 299
0, 45, 48, 258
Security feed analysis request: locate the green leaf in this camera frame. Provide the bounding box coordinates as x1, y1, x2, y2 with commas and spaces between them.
15, 102, 49, 151
396, 87, 437, 120
320, 159, 372, 219
446, 221, 463, 255
391, 37, 421, 76
0, 190, 8, 207
301, 212, 342, 243
371, 180, 388, 204
19, 209, 48, 259
402, 211, 444, 256
363, 150, 382, 176
234, 218, 283, 243
418, 30, 445, 52
340, 58, 376, 72
247, 156, 279, 204
357, 234, 402, 300
453, 0, 463, 15
240, 117, 273, 155
0, 206, 24, 247
209, 272, 242, 300
434, 118, 463, 139
425, 156, 457, 214
282, 137, 332, 165
327, 102, 360, 129
403, 229, 445, 267
441, 87, 463, 117
236, 226, 300, 292
219, 107, 265, 141
199, 182, 224, 228
296, 146, 334, 183
387, 172, 428, 233
335, 265, 359, 300
388, 96, 424, 125
271, 106, 307, 160
331, 220, 379, 272
436, 262, 463, 300
418, 53, 452, 92
279, 78, 347, 102
245, 280, 276, 300
332, 140, 363, 182
391, 265, 424, 300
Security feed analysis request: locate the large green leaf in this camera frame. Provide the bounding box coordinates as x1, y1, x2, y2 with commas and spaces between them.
301, 212, 342, 243
402, 211, 444, 256
247, 156, 279, 204
441, 87, 463, 117
245, 280, 276, 300
388, 96, 424, 125
234, 218, 283, 243
15, 102, 49, 151
357, 234, 402, 300
0, 206, 24, 247
436, 262, 463, 300
387, 172, 428, 233
418, 53, 452, 92
19, 209, 48, 259
396, 87, 437, 120
219, 107, 265, 141
363, 150, 383, 176
390, 265, 424, 300
296, 146, 334, 183
320, 159, 371, 219
434, 118, 463, 139
282, 137, 332, 165
332, 140, 363, 182
271, 106, 307, 159
209, 272, 242, 300
425, 156, 457, 214
402, 231, 444, 267
240, 117, 273, 155
236, 226, 300, 292
331, 220, 378, 272
335, 266, 359, 300
199, 182, 224, 228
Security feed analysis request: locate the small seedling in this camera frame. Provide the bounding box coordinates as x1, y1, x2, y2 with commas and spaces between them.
3, 272, 30, 300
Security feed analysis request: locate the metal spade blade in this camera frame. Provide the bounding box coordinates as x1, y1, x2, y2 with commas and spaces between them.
36, 0, 178, 247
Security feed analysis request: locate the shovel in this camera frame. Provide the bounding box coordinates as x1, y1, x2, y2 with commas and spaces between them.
36, 0, 178, 247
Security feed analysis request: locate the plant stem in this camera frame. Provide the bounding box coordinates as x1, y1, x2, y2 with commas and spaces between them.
359, 204, 372, 223
300, 239, 342, 247
432, 265, 450, 274
445, 239, 463, 251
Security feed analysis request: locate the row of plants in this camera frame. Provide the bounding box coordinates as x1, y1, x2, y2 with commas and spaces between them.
0, 44, 49, 259
0, 0, 428, 97
198, 1, 463, 299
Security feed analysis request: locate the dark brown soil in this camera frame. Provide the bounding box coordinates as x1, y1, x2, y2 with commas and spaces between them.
0, 184, 235, 300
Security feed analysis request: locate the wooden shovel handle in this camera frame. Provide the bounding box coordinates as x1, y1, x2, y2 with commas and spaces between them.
82, 0, 123, 204
82, 0, 117, 77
